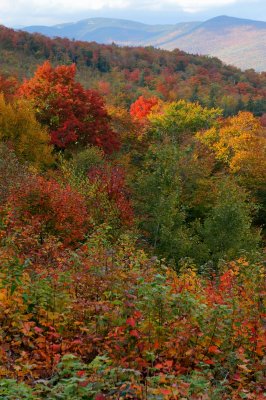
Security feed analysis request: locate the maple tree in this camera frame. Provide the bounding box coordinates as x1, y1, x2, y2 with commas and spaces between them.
18, 61, 120, 153
130, 95, 160, 121
4, 175, 89, 248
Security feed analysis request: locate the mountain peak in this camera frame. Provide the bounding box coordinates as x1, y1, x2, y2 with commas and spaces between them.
202, 14, 266, 29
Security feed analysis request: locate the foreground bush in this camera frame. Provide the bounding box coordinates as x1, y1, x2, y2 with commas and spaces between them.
0, 227, 264, 399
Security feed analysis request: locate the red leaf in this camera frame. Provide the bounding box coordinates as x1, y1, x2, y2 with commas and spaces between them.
50, 344, 61, 352
129, 329, 139, 338
205, 359, 215, 365
126, 317, 136, 327
76, 370, 86, 377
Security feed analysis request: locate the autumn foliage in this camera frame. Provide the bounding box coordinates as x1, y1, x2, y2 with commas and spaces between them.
130, 95, 160, 121
0, 58, 265, 399
197, 111, 266, 187
88, 165, 134, 227
0, 94, 53, 169
18, 61, 119, 153
4, 176, 89, 247
1, 24, 266, 117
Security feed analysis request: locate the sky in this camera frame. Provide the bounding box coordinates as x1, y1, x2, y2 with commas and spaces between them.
1, 0, 265, 27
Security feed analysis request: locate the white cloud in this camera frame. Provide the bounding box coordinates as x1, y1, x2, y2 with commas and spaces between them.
0, 0, 263, 26
0, 0, 241, 14
0, 0, 128, 13
170, 0, 238, 13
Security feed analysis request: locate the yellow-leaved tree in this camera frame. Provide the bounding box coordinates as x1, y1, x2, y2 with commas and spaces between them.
0, 94, 54, 169
197, 111, 266, 188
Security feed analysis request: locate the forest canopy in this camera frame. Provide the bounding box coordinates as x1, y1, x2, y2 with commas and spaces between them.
0, 29, 265, 399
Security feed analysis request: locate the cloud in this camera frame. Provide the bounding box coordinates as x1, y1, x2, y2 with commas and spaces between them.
170, 0, 238, 13
0, 0, 264, 26
0, 0, 242, 14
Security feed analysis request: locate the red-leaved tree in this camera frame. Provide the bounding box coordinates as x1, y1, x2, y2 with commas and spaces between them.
18, 61, 119, 153
6, 176, 89, 247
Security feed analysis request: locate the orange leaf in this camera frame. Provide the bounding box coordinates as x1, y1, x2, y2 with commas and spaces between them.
208, 345, 221, 354
165, 360, 173, 368
160, 389, 171, 395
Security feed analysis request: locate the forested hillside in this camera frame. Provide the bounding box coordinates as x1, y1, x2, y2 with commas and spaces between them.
22, 15, 266, 71
0, 26, 265, 400
0, 24, 266, 116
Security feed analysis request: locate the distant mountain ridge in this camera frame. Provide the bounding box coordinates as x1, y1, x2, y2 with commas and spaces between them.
23, 18, 201, 46
23, 16, 266, 71
161, 16, 266, 71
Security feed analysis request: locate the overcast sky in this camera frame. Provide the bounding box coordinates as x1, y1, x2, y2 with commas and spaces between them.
1, 0, 265, 27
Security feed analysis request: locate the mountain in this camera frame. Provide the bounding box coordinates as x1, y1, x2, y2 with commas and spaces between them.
23, 16, 266, 71
161, 16, 266, 72
23, 18, 200, 46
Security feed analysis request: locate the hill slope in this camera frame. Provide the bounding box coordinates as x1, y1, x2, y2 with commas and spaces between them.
162, 16, 266, 72
0, 24, 265, 117
22, 16, 266, 71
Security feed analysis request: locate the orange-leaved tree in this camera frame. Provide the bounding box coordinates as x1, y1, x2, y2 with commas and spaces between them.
130, 95, 160, 122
